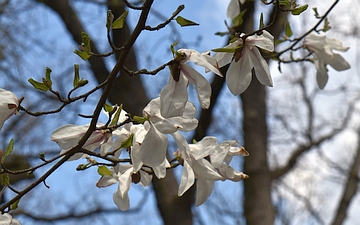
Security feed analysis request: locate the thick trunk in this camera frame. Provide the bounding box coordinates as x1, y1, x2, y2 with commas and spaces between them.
241, 78, 274, 224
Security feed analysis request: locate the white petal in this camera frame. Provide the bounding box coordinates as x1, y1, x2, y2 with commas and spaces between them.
248, 30, 274, 52
139, 170, 153, 186
227, 0, 240, 19
178, 160, 195, 196
160, 74, 188, 118
152, 158, 168, 179
113, 187, 130, 211
226, 53, 252, 95
118, 166, 133, 197
0, 89, 19, 131
327, 53, 351, 71
189, 136, 217, 160
191, 156, 223, 180
140, 122, 168, 167
195, 178, 214, 206
181, 64, 212, 109
248, 47, 273, 87
96, 175, 118, 187
314, 58, 329, 89
217, 164, 249, 181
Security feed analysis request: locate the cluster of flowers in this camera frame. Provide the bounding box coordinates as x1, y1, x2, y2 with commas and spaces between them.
0, 27, 351, 213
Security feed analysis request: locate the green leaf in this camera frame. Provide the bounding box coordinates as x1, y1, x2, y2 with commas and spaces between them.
232, 9, 247, 28
81, 32, 91, 52
28, 78, 48, 91
323, 18, 331, 32
73, 64, 80, 88
278, 0, 290, 7
285, 21, 293, 37
212, 46, 241, 53
133, 116, 148, 124
43, 67, 52, 89
75, 79, 88, 88
215, 31, 229, 37
103, 103, 113, 113
119, 133, 134, 149
74, 49, 91, 60
97, 165, 113, 176
291, 4, 308, 15
312, 7, 319, 17
10, 198, 20, 210
3, 138, 14, 163
112, 10, 129, 29
110, 104, 123, 126
175, 16, 199, 27
170, 41, 179, 55
0, 173, 10, 186
259, 13, 264, 30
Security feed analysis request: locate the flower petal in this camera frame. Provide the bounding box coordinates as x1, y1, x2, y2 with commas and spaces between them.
248, 30, 274, 52
195, 178, 214, 206
226, 53, 252, 95
113, 187, 130, 211
160, 74, 188, 118
227, 0, 241, 19
181, 64, 212, 109
328, 53, 351, 71
0, 88, 19, 131
178, 159, 195, 196
140, 122, 168, 167
248, 46, 273, 87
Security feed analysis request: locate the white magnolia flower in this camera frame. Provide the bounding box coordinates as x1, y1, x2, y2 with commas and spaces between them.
227, 0, 245, 19
50, 124, 112, 161
172, 132, 223, 206
113, 121, 169, 178
214, 31, 274, 95
160, 49, 221, 117
143, 97, 198, 134
97, 163, 152, 211
172, 133, 249, 206
0, 213, 21, 225
304, 33, 350, 89
0, 88, 19, 131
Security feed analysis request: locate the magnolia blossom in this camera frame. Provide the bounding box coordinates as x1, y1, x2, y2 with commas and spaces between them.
161, 49, 221, 116
304, 33, 350, 89
0, 213, 21, 225
214, 31, 274, 95
50, 124, 112, 161
0, 88, 19, 131
227, 0, 245, 19
96, 163, 152, 211
172, 132, 249, 206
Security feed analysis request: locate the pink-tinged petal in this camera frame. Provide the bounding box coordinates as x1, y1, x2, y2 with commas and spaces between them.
181, 64, 212, 109
328, 54, 351, 71
178, 49, 222, 76
248, 30, 274, 52
195, 178, 214, 206
51, 125, 88, 150
217, 164, 249, 181
0, 88, 19, 131
248, 47, 273, 87
172, 131, 191, 157
140, 122, 168, 167
113, 187, 130, 211
178, 160, 195, 196
226, 52, 252, 95
160, 74, 188, 118
227, 0, 240, 19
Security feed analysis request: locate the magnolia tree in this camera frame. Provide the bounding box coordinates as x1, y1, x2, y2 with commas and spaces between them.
0, 0, 350, 224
